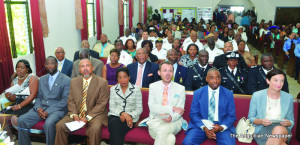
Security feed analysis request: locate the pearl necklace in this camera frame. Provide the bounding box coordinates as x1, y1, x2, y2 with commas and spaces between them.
18, 74, 28, 80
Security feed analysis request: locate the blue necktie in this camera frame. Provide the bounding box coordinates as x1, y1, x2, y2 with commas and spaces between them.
49, 76, 54, 90
208, 91, 216, 122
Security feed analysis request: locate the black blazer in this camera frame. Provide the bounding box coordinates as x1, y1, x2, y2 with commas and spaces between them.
185, 64, 211, 91
73, 49, 100, 62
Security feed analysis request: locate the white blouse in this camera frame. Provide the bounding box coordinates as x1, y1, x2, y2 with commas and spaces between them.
265, 95, 281, 121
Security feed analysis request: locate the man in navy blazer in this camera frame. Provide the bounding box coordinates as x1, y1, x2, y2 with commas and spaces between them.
127, 48, 159, 88
166, 49, 187, 86
18, 56, 71, 145
55, 47, 73, 77
73, 40, 100, 61
185, 49, 211, 91
183, 68, 236, 145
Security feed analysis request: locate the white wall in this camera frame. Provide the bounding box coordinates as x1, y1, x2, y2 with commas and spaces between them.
250, 0, 300, 23
102, 0, 119, 42
12, 54, 36, 75
218, 0, 254, 11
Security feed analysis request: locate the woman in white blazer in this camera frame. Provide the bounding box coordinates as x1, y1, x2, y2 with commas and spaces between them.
108, 67, 143, 145
248, 69, 294, 145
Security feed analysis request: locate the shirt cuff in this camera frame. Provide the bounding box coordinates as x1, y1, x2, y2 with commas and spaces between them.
70, 114, 78, 118
200, 125, 205, 131
86, 115, 93, 121
220, 125, 228, 132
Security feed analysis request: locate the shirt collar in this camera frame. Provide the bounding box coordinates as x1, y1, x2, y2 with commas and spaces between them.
49, 71, 60, 80
57, 58, 65, 64
227, 66, 237, 74
199, 63, 208, 69
208, 86, 220, 94
162, 80, 172, 88
262, 67, 272, 75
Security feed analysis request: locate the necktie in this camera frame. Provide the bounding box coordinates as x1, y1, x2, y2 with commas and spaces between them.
49, 76, 54, 90
201, 67, 205, 73
162, 86, 168, 106
79, 80, 88, 119
58, 62, 62, 72
135, 64, 143, 87
208, 91, 216, 122
231, 70, 234, 76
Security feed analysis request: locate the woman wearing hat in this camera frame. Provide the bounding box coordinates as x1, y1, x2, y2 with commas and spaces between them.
238, 26, 248, 42
219, 51, 248, 94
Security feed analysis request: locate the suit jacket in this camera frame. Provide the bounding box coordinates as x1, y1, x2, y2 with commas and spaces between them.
61, 58, 73, 77
248, 89, 294, 134
247, 65, 289, 95
186, 85, 236, 133
148, 81, 186, 122
92, 43, 115, 57
71, 57, 103, 78
73, 49, 100, 62
174, 64, 187, 86
108, 83, 143, 122
34, 72, 71, 116
222, 35, 234, 43
127, 61, 159, 88
213, 53, 249, 71
185, 64, 211, 91
219, 66, 248, 94
67, 74, 109, 125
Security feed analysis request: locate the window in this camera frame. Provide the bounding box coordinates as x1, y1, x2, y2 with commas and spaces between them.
4, 0, 33, 58
123, 0, 129, 29
87, 0, 96, 38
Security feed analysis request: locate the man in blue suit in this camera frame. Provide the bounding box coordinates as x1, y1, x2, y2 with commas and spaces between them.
18, 56, 71, 145
183, 68, 236, 145
166, 49, 187, 86
55, 47, 73, 77
185, 49, 211, 91
127, 48, 159, 88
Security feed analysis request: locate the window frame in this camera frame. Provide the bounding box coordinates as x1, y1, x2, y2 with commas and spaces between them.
4, 0, 33, 58
86, 0, 96, 37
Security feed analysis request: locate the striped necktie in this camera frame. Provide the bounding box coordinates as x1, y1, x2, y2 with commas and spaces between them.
208, 90, 216, 122
79, 80, 88, 119
162, 86, 168, 106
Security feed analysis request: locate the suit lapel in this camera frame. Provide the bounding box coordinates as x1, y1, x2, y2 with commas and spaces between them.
131, 62, 138, 84
175, 65, 181, 82
168, 82, 175, 105
262, 89, 267, 118
202, 86, 209, 119
86, 75, 97, 107
142, 61, 151, 83
44, 74, 50, 93
218, 87, 225, 120
280, 91, 287, 119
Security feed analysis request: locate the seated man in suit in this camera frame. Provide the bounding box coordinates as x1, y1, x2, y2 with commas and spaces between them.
73, 40, 100, 61
71, 48, 103, 78
92, 34, 115, 57
213, 42, 249, 71
166, 49, 187, 86
247, 53, 289, 94
55, 58, 109, 145
147, 61, 186, 145
185, 49, 211, 91
127, 48, 159, 88
183, 68, 236, 145
55, 47, 73, 77
18, 56, 71, 145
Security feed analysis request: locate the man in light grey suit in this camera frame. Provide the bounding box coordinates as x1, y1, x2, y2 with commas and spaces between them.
71, 47, 103, 78
147, 61, 186, 145
18, 56, 71, 145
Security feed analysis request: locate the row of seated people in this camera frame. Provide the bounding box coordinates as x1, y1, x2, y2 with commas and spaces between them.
56, 37, 289, 95
3, 57, 294, 145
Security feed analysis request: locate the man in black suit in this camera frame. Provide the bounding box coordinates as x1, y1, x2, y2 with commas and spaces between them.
166, 49, 187, 86
152, 9, 161, 24
185, 49, 211, 91
213, 42, 249, 71
247, 53, 289, 94
73, 40, 99, 61
222, 29, 234, 43
55, 47, 73, 77
127, 48, 159, 88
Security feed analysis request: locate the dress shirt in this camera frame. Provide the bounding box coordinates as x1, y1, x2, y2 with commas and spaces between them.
48, 71, 60, 90
152, 48, 168, 59
183, 39, 204, 51
200, 87, 228, 131
227, 66, 237, 76
182, 37, 191, 46
100, 43, 107, 57
263, 67, 271, 75
232, 40, 250, 52
57, 58, 65, 71
205, 47, 224, 64
120, 35, 137, 45
173, 63, 178, 78
136, 62, 146, 86
162, 42, 173, 50
215, 39, 225, 49
283, 39, 297, 52
295, 43, 300, 58
162, 82, 172, 105
199, 63, 208, 71
136, 38, 144, 49
107, 50, 133, 66
227, 36, 234, 42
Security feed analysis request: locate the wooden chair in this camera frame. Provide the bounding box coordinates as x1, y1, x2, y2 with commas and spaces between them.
286, 43, 296, 77
277, 40, 286, 69
296, 92, 300, 142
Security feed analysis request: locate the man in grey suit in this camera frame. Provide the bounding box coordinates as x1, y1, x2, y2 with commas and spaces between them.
18, 56, 71, 145
71, 47, 103, 78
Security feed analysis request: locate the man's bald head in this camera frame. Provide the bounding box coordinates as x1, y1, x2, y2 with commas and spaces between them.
100, 34, 108, 43
190, 31, 198, 42
55, 47, 65, 61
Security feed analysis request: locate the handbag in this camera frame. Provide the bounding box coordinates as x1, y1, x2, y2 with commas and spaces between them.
236, 117, 255, 143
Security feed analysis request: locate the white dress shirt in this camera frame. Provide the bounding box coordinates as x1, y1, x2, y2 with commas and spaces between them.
205, 47, 224, 63
199, 63, 208, 70
227, 66, 237, 76
232, 40, 250, 52
120, 35, 137, 45
152, 48, 168, 59
162, 41, 173, 50
263, 67, 272, 75
107, 50, 133, 66
215, 39, 225, 49
136, 38, 145, 49
182, 37, 191, 46
173, 63, 178, 78
183, 39, 204, 51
